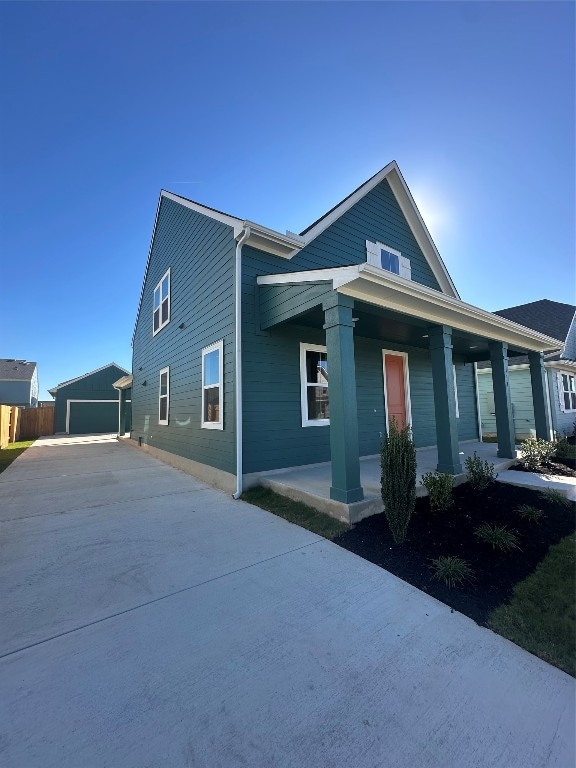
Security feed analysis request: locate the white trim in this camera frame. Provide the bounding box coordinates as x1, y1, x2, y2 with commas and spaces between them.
300, 343, 330, 427
201, 340, 224, 430
382, 350, 412, 432
366, 240, 403, 276
50, 362, 130, 393
473, 363, 483, 441
161, 191, 242, 230
453, 363, 460, 419
112, 375, 133, 390
558, 371, 576, 413
258, 266, 560, 352
158, 366, 170, 425
65, 399, 118, 434
152, 267, 171, 336
559, 310, 576, 358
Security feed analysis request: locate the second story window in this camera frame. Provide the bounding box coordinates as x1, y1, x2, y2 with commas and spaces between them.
366, 241, 411, 280
153, 268, 171, 335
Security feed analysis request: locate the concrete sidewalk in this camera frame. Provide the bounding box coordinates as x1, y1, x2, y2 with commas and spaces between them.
0, 435, 574, 767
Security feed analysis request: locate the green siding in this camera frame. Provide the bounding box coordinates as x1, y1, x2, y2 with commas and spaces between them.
477, 368, 536, 438
69, 401, 118, 434
54, 365, 126, 433
131, 198, 236, 474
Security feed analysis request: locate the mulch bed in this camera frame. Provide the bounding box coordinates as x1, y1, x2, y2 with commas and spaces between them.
510, 458, 576, 477
333, 482, 575, 625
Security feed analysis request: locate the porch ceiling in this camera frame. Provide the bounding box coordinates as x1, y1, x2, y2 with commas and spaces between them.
257, 265, 561, 357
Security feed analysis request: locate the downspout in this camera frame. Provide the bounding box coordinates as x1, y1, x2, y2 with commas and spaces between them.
232, 226, 251, 499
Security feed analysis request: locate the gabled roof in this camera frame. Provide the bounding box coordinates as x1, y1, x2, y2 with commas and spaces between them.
48, 362, 129, 396
493, 300, 575, 345
132, 161, 460, 343
0, 359, 37, 381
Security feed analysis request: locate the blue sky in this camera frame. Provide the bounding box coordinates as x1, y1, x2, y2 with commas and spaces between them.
1, 1, 574, 400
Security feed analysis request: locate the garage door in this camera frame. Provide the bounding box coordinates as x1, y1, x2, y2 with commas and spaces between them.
67, 400, 118, 434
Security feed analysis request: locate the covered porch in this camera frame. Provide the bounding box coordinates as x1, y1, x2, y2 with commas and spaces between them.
245, 440, 517, 524
256, 265, 559, 522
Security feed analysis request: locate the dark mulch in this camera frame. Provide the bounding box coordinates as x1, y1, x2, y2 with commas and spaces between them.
511, 459, 576, 477
333, 482, 575, 626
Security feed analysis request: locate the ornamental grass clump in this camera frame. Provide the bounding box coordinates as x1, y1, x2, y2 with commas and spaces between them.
421, 471, 454, 512
464, 452, 498, 492
516, 504, 544, 523
430, 556, 474, 588
380, 420, 416, 544
475, 523, 521, 552
520, 438, 556, 472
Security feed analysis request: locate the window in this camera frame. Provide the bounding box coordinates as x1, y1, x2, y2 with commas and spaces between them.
366, 241, 411, 280
560, 373, 576, 412
300, 343, 330, 427
153, 268, 171, 335
453, 364, 459, 418
158, 367, 170, 425
202, 340, 223, 429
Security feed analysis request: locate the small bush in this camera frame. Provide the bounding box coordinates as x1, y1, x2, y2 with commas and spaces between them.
520, 438, 556, 472
465, 452, 498, 491
380, 420, 417, 544
554, 437, 576, 462
475, 523, 521, 552
430, 556, 474, 588
516, 504, 544, 523
539, 488, 573, 509
421, 471, 454, 512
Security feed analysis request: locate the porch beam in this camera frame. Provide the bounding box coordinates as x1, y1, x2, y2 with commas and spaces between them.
528, 351, 552, 440
428, 325, 462, 474
489, 341, 516, 458
323, 293, 364, 504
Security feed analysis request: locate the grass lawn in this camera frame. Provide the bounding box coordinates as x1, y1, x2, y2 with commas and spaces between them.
243, 482, 575, 675
241, 486, 349, 540
488, 534, 575, 677
0, 440, 34, 474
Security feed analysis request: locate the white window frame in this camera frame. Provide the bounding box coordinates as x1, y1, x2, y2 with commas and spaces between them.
202, 340, 224, 430
158, 366, 170, 425
559, 372, 576, 412
365, 241, 412, 280
453, 363, 460, 418
300, 343, 330, 427
153, 268, 171, 336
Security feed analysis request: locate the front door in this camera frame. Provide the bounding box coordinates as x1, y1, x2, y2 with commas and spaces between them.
383, 351, 411, 431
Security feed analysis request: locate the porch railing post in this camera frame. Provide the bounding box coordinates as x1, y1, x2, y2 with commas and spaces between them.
428, 324, 462, 474
528, 351, 552, 440
323, 293, 364, 504
489, 341, 516, 458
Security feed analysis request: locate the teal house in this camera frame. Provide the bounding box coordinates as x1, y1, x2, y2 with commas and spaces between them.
129, 162, 559, 521
49, 363, 130, 435
477, 300, 576, 440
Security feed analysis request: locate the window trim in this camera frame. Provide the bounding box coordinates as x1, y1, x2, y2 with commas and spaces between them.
560, 372, 576, 412
300, 342, 330, 427
153, 268, 171, 336
201, 340, 224, 430
453, 363, 460, 418
158, 366, 170, 425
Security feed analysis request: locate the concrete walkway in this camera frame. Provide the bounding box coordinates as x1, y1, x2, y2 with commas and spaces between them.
0, 435, 574, 768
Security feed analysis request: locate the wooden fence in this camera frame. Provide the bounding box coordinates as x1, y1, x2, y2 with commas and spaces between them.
0, 405, 55, 446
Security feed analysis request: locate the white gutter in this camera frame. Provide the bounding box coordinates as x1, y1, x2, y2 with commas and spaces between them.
232, 226, 251, 499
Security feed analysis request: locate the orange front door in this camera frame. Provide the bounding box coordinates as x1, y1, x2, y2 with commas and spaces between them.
384, 353, 408, 430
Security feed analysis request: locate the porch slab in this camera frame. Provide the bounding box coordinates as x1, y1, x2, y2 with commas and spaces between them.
246, 441, 518, 524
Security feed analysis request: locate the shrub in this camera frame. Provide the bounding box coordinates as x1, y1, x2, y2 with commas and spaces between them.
430, 556, 474, 588
516, 504, 544, 523
465, 452, 498, 491
520, 438, 556, 472
421, 471, 454, 512
539, 488, 573, 509
554, 437, 576, 462
475, 523, 521, 552
380, 420, 417, 544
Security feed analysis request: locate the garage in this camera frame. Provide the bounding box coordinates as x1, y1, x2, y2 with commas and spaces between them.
49, 363, 130, 435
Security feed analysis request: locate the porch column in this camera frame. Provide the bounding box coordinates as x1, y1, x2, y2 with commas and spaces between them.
528, 351, 551, 440
429, 325, 462, 474
118, 390, 127, 437
489, 341, 516, 458
323, 293, 364, 503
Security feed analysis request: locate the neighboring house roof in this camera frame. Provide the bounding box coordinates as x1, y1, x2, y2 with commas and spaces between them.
48, 362, 130, 396
493, 300, 575, 343
0, 359, 37, 381
133, 160, 459, 343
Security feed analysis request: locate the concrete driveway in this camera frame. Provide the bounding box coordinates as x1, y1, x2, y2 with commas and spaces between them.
1, 435, 574, 768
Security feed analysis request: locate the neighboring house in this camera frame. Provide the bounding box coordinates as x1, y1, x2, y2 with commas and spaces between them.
0, 359, 39, 407
49, 363, 129, 434
129, 160, 559, 520
477, 300, 576, 439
